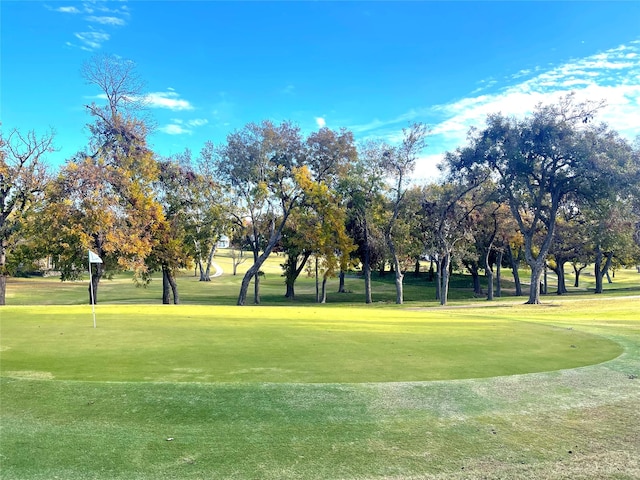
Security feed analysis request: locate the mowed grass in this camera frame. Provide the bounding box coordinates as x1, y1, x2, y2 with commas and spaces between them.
1, 264, 640, 479
0, 305, 622, 383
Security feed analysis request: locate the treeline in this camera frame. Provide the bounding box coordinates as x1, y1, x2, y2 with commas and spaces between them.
2, 55, 639, 306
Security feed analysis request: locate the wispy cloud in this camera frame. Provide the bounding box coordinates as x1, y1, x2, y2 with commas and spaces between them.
72, 30, 110, 51
315, 117, 326, 128
159, 118, 209, 135
159, 124, 191, 135
430, 40, 640, 149
187, 118, 209, 127
50, 1, 129, 51
145, 92, 194, 111
51, 6, 81, 14
353, 40, 640, 181
86, 15, 126, 26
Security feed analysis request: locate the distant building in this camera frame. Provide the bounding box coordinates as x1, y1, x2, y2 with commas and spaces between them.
217, 235, 230, 249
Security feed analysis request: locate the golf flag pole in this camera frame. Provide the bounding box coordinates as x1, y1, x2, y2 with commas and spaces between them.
88, 250, 103, 328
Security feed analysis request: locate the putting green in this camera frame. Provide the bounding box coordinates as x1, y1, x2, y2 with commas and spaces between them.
0, 304, 622, 383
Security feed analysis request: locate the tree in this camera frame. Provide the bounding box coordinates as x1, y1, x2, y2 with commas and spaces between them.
0, 128, 54, 305
280, 127, 357, 299
344, 141, 387, 303
420, 179, 485, 305
152, 154, 222, 303
584, 197, 638, 293
40, 55, 162, 304
547, 207, 589, 294
295, 171, 355, 303
193, 143, 233, 281
471, 197, 503, 301
381, 123, 429, 304
215, 121, 306, 305
81, 53, 146, 133
449, 93, 632, 304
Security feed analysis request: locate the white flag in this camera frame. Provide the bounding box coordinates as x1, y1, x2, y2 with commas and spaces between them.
89, 250, 103, 264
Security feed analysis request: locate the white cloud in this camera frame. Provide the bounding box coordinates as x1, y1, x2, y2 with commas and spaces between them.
54, 6, 81, 13
50, 1, 129, 50
187, 118, 208, 127
73, 31, 110, 50
351, 40, 640, 182
160, 124, 191, 135
86, 16, 126, 26
145, 92, 194, 111
159, 118, 208, 135
428, 41, 640, 150
412, 154, 446, 183
315, 117, 326, 128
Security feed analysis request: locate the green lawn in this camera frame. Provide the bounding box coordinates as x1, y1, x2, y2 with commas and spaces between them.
0, 304, 622, 383
1, 264, 639, 479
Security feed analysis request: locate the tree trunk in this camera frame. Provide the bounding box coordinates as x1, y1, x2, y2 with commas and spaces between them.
469, 263, 482, 296
364, 258, 372, 304
162, 268, 171, 304
231, 248, 246, 276
315, 257, 320, 303
486, 267, 494, 301
526, 260, 545, 304
440, 253, 451, 306
201, 244, 217, 282
594, 249, 613, 294
0, 247, 6, 305
483, 220, 497, 301
434, 258, 441, 301
594, 249, 603, 294
363, 226, 372, 304
284, 252, 311, 300
553, 260, 568, 295
320, 275, 328, 304
237, 209, 293, 306
240, 250, 262, 306
495, 250, 503, 298
385, 228, 404, 304
337, 270, 346, 293
169, 272, 179, 304
0, 275, 6, 306
394, 269, 404, 305
237, 271, 252, 306
285, 283, 295, 299
254, 272, 260, 305
572, 262, 587, 287
162, 265, 179, 304
508, 245, 523, 296
414, 259, 420, 277
198, 258, 208, 281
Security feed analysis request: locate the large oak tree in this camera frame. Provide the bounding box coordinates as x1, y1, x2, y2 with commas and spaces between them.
448, 94, 634, 304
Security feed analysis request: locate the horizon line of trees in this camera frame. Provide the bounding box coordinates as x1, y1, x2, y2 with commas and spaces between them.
2, 54, 639, 306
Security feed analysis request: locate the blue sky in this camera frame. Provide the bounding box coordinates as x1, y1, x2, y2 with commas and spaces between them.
2, 1, 639, 181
